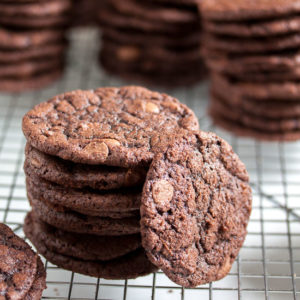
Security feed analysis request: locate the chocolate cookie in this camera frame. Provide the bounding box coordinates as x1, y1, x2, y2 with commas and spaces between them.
211, 89, 300, 119
0, 28, 65, 49
24, 257, 46, 300
210, 108, 300, 141
25, 144, 146, 190
140, 131, 251, 287
211, 95, 300, 132
110, 0, 198, 24
204, 16, 300, 37
29, 196, 140, 236
26, 173, 142, 214
200, 0, 300, 21
0, 42, 67, 63
0, 67, 63, 92
213, 73, 300, 100
204, 49, 300, 75
0, 58, 63, 79
204, 32, 300, 54
0, 223, 38, 299
26, 212, 141, 261
24, 218, 156, 279
22, 87, 199, 168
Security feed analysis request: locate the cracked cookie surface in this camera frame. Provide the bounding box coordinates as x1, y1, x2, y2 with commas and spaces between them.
140, 131, 252, 287
22, 86, 199, 168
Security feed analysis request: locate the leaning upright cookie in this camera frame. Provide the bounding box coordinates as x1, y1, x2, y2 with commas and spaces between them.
140, 131, 252, 287
0, 223, 46, 299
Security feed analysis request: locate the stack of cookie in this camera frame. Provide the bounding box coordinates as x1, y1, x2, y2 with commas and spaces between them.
0, 0, 71, 92
22, 86, 200, 279
201, 0, 300, 141
0, 223, 46, 299
71, 0, 98, 27
97, 0, 206, 87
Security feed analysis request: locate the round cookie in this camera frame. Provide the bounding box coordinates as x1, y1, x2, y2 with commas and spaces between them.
24, 257, 46, 300
204, 32, 300, 54
110, 0, 198, 24
140, 131, 252, 287
25, 144, 146, 190
22, 87, 199, 168
200, 0, 300, 21
0, 223, 38, 300
209, 108, 300, 141
24, 219, 156, 279
212, 73, 300, 101
204, 16, 300, 37
204, 49, 300, 75
25, 212, 141, 261
0, 58, 63, 79
0, 0, 71, 17
25, 174, 142, 214
0, 68, 63, 92
210, 95, 300, 132
29, 196, 141, 236
211, 89, 300, 119
0, 28, 65, 50
0, 42, 67, 63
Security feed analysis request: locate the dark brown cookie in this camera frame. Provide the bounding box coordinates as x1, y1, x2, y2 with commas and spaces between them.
29, 196, 140, 236
22, 87, 199, 168
140, 131, 251, 287
210, 108, 300, 141
0, 67, 63, 92
0, 28, 65, 49
200, 0, 300, 21
110, 0, 198, 24
212, 89, 300, 119
25, 212, 141, 261
212, 73, 300, 100
24, 218, 156, 279
0, 42, 67, 63
0, 58, 63, 79
204, 16, 300, 37
25, 173, 142, 214
0, 223, 38, 299
25, 143, 146, 190
24, 257, 46, 300
211, 95, 300, 132
204, 32, 300, 54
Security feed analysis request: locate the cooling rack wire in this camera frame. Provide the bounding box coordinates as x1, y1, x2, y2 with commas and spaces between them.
0, 29, 299, 300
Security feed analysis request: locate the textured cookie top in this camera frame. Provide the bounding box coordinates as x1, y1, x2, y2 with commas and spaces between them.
140, 131, 252, 287
0, 223, 38, 300
201, 0, 300, 21
22, 86, 199, 167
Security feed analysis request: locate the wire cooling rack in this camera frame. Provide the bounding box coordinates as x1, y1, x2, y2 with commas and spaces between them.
0, 29, 300, 300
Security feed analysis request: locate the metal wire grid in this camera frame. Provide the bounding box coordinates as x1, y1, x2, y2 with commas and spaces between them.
0, 29, 299, 300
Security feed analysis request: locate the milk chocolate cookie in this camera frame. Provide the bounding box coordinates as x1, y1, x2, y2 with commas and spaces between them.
200, 0, 300, 21
25, 212, 141, 261
26, 174, 141, 214
0, 223, 38, 299
25, 144, 146, 190
140, 131, 252, 287
24, 219, 156, 279
22, 87, 199, 168
29, 196, 140, 236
